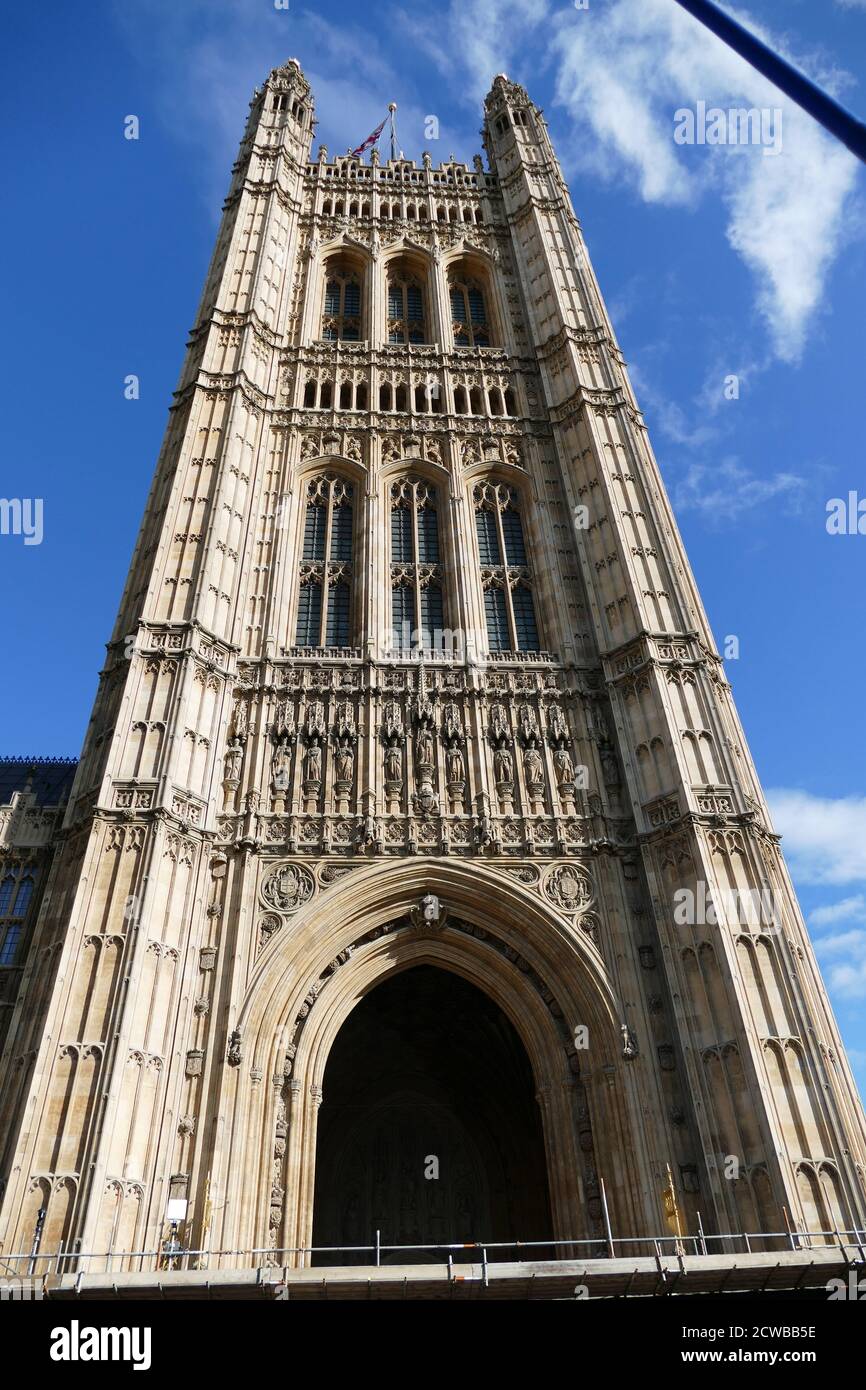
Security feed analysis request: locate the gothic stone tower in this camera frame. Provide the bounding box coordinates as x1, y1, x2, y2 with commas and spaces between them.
1, 59, 865, 1274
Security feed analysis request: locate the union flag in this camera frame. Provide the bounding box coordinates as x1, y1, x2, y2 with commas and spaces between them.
351, 116, 387, 158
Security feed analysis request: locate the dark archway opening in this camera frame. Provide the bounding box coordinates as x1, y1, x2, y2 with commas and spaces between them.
311, 964, 553, 1265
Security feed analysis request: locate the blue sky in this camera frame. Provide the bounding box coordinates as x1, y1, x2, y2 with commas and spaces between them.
1, 0, 865, 1089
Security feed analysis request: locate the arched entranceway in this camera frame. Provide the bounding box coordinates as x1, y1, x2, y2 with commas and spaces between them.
311, 965, 553, 1264
229, 861, 649, 1263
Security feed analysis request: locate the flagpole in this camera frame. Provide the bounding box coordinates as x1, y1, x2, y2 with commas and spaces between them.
389, 102, 398, 161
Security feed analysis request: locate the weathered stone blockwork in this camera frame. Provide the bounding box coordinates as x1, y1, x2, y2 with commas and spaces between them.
0, 61, 863, 1273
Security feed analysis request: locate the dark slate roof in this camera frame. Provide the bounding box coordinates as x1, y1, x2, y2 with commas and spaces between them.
0, 757, 78, 807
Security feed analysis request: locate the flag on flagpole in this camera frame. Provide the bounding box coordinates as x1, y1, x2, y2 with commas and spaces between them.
351, 116, 388, 158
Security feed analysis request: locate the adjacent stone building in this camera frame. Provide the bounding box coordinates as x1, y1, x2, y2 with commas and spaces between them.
1, 59, 864, 1279
0, 759, 77, 1056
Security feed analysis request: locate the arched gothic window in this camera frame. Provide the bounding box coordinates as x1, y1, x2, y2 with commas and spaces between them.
11, 875, 34, 919
295, 476, 354, 649
0, 875, 15, 916
450, 276, 490, 347
474, 483, 540, 653
322, 260, 362, 341
0, 867, 38, 967
387, 267, 427, 343
389, 479, 444, 652
0, 924, 21, 966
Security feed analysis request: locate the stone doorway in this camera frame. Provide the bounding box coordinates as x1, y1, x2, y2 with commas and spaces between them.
311, 964, 553, 1265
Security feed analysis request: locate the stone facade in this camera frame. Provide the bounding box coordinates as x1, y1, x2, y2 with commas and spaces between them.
0, 759, 77, 1057
0, 60, 864, 1272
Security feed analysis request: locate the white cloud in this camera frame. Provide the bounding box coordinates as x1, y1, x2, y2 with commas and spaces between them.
115, 0, 859, 361
809, 895, 866, 927
111, 0, 451, 213
398, 0, 551, 106
767, 789, 866, 885
814, 933, 866, 999
672, 457, 806, 521
814, 929, 866, 956
550, 0, 859, 362
767, 796, 866, 998
627, 362, 721, 449
402, 0, 860, 363
695, 356, 769, 416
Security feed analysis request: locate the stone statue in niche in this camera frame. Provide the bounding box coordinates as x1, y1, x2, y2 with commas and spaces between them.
334, 741, 354, 784
223, 737, 243, 783
523, 744, 544, 787
494, 745, 513, 786
440, 702, 465, 800
382, 700, 404, 795
553, 745, 575, 789
231, 697, 248, 742
446, 745, 465, 786
488, 704, 513, 807
227, 1029, 242, 1066
600, 744, 619, 786
271, 738, 291, 792
384, 744, 402, 784
304, 740, 322, 785
412, 674, 438, 814
415, 724, 434, 770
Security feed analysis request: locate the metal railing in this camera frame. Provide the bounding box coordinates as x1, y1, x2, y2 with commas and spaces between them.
3, 1225, 865, 1281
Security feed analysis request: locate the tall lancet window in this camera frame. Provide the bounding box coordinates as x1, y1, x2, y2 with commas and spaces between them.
321, 258, 362, 341
389, 478, 444, 651
449, 275, 490, 347
295, 476, 354, 649
0, 866, 37, 966
387, 263, 427, 343
474, 482, 540, 653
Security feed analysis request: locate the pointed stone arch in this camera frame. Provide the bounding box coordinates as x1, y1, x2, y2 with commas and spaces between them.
220, 857, 646, 1263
